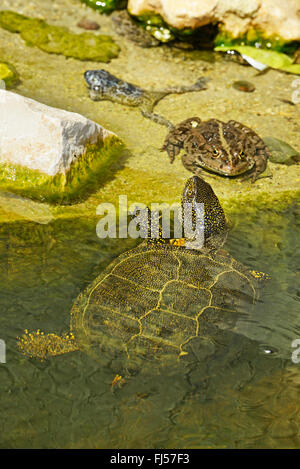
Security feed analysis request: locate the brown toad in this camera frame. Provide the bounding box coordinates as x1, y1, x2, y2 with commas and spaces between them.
161, 117, 270, 182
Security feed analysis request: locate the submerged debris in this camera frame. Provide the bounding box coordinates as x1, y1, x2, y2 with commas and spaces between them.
0, 191, 53, 224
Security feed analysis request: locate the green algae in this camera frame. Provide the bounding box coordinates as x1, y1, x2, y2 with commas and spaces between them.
0, 136, 125, 204
81, 0, 127, 15
0, 61, 19, 88
215, 45, 300, 75
215, 28, 299, 54
0, 10, 120, 62
0, 191, 54, 224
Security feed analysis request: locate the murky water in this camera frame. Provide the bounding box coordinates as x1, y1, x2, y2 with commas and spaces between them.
0, 203, 299, 449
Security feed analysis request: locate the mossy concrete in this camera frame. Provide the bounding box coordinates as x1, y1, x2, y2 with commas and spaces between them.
0, 0, 299, 223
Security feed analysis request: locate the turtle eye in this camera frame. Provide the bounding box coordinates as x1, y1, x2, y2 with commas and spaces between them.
212, 149, 219, 158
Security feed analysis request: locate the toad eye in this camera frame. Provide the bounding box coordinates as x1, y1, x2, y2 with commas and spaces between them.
212, 149, 220, 158
239, 150, 246, 158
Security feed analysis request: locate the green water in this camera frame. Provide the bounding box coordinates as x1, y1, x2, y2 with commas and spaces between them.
0, 203, 299, 449
0, 0, 300, 450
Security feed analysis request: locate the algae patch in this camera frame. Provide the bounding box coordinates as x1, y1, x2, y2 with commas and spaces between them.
0, 61, 19, 88
0, 10, 120, 62
0, 136, 125, 204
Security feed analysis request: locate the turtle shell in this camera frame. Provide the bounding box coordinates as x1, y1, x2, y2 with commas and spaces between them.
70, 242, 258, 365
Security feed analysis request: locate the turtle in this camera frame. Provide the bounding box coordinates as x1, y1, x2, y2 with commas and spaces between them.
18, 176, 267, 369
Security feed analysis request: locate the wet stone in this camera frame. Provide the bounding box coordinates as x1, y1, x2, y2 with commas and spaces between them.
232, 80, 255, 93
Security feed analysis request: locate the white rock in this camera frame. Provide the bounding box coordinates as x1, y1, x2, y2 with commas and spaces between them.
128, 0, 300, 41
0, 90, 114, 176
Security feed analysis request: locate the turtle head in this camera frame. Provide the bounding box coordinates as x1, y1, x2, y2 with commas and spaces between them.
181, 176, 227, 250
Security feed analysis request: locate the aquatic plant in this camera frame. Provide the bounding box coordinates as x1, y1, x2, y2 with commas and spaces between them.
0, 10, 120, 62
